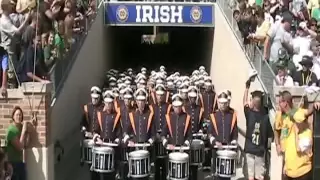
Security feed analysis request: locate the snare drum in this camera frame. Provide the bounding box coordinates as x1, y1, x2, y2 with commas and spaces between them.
155, 142, 167, 157
168, 152, 189, 180
129, 150, 150, 178
190, 139, 205, 166
82, 139, 94, 164
92, 146, 115, 173
215, 150, 237, 178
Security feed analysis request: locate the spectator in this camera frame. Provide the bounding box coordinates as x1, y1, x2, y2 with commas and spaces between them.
264, 11, 294, 65
274, 61, 295, 86
293, 55, 318, 86
5, 106, 29, 180
17, 34, 49, 83
43, 31, 57, 71
0, 0, 31, 87
283, 109, 313, 179
248, 9, 271, 45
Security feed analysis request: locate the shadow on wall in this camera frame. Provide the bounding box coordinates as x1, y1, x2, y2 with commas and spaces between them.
26, 125, 46, 180
50, 8, 108, 180
109, 26, 215, 74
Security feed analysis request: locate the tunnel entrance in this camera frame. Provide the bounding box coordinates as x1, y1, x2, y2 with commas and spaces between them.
108, 26, 214, 74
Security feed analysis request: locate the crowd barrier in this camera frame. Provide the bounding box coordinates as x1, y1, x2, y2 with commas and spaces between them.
216, 0, 277, 108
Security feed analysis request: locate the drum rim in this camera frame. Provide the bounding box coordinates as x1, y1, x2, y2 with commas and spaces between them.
92, 146, 114, 152
169, 152, 189, 160
216, 150, 237, 157
129, 150, 149, 157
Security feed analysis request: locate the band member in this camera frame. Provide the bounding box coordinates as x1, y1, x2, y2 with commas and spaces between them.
124, 88, 155, 145
81, 86, 104, 180
201, 78, 217, 119
117, 87, 135, 180
93, 91, 121, 180
94, 90, 121, 143
161, 94, 192, 148
243, 78, 273, 180
81, 86, 104, 133
208, 91, 238, 180
184, 86, 204, 134
152, 84, 170, 180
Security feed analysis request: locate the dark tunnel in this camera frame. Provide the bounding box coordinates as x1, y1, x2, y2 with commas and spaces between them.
107, 26, 215, 75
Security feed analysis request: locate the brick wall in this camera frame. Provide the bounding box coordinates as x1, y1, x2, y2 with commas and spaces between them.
0, 83, 52, 148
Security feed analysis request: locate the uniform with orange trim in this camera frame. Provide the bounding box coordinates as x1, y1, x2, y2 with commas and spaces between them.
200, 79, 217, 119
208, 91, 238, 146
81, 86, 103, 180
161, 94, 192, 147
93, 91, 122, 142
118, 87, 135, 137
81, 86, 104, 134
184, 86, 205, 134
123, 88, 155, 144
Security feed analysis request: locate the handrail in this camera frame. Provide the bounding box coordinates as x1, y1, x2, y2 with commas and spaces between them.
216, 0, 277, 109
50, 11, 100, 100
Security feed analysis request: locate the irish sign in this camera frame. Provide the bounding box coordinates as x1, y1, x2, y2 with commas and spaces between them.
104, 2, 215, 27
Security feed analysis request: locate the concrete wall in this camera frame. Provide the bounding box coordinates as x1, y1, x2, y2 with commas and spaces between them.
50, 9, 109, 180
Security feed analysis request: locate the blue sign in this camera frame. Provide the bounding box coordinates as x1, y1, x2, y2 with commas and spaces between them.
104, 2, 215, 27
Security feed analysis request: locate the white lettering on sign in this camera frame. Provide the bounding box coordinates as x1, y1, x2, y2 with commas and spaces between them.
136, 5, 183, 23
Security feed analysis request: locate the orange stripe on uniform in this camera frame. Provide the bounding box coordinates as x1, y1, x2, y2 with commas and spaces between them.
213, 94, 217, 112
166, 91, 170, 103
84, 105, 89, 122
210, 113, 218, 135
182, 106, 186, 113
147, 105, 154, 132
230, 111, 237, 134
165, 114, 173, 137
184, 115, 190, 136
199, 108, 204, 123
166, 104, 172, 114
113, 107, 121, 132
129, 112, 136, 135
199, 94, 204, 108
97, 111, 103, 131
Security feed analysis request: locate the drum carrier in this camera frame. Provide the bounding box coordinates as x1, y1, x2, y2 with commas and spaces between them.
92, 146, 115, 173
82, 139, 94, 164
128, 150, 151, 178
190, 139, 205, 166
168, 152, 189, 180
215, 149, 237, 178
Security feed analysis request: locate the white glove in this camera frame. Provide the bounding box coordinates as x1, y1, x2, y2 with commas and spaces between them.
93, 134, 100, 141
148, 138, 154, 145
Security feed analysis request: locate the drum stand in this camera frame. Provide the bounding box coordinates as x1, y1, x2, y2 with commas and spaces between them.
189, 165, 204, 180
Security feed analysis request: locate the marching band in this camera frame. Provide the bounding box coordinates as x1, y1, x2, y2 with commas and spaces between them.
80, 66, 239, 180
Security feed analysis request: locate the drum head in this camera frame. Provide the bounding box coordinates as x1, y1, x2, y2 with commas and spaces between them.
83, 139, 94, 146
93, 146, 114, 153
129, 150, 149, 158
216, 150, 237, 158
191, 139, 205, 149
169, 152, 189, 161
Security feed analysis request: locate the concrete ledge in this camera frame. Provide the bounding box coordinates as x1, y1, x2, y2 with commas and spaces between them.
274, 86, 320, 102
0, 83, 53, 99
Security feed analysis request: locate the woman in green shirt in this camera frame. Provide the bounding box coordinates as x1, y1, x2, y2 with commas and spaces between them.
5, 107, 29, 180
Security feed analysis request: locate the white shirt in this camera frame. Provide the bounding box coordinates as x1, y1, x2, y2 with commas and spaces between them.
275, 75, 295, 86
312, 56, 320, 79
292, 36, 312, 70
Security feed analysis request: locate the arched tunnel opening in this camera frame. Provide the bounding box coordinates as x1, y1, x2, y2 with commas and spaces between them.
107, 26, 215, 74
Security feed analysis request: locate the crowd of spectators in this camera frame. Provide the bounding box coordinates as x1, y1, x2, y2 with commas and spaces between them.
0, 0, 97, 96
232, 0, 320, 87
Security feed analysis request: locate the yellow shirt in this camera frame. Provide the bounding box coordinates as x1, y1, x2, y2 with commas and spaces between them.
274, 108, 307, 150
285, 129, 312, 178
308, 0, 320, 15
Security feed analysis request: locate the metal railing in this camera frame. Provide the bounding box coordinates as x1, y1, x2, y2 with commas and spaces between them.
216, 0, 277, 108
50, 12, 98, 99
